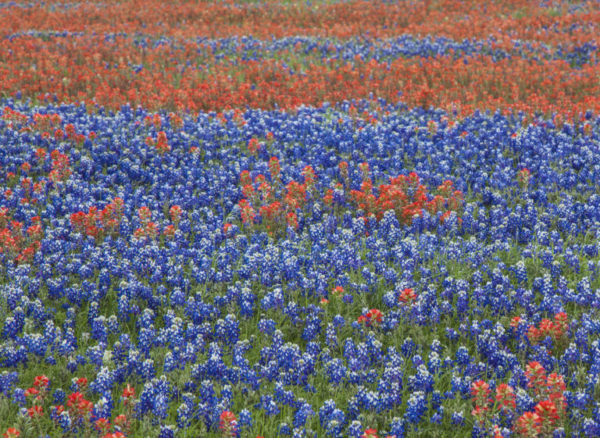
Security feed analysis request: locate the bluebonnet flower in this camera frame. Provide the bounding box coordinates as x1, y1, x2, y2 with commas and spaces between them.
405, 391, 427, 425
279, 423, 292, 435
239, 408, 252, 429
583, 418, 600, 437
302, 314, 322, 342
451, 411, 465, 426
408, 365, 435, 393
260, 394, 280, 416
325, 359, 347, 385
12, 387, 26, 406
347, 420, 363, 438
89, 367, 114, 396
455, 346, 470, 366
56, 411, 72, 432
388, 417, 406, 436
91, 316, 108, 343
325, 323, 338, 349
158, 425, 176, 438
515, 387, 536, 414
93, 396, 112, 420
431, 408, 443, 425
0, 372, 18, 397
141, 358, 156, 380
177, 402, 193, 429
163, 351, 178, 373
293, 400, 315, 428
401, 338, 416, 357
324, 408, 346, 437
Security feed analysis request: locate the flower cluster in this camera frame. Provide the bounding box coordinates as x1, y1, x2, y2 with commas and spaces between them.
0, 212, 43, 264
470, 362, 568, 437
526, 312, 568, 348
4, 375, 136, 438
516, 362, 567, 437
357, 309, 383, 327
0, 4, 598, 116
237, 163, 462, 237
70, 197, 124, 240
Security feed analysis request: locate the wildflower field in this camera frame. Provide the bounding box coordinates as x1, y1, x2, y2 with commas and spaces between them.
1, 0, 600, 437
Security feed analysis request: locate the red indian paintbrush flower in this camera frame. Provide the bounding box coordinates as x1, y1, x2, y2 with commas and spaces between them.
495, 384, 516, 410
2, 428, 20, 438
358, 309, 383, 326
362, 428, 379, 438
398, 288, 417, 304
219, 410, 238, 437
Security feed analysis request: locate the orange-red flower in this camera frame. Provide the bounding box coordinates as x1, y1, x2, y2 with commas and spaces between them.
27, 405, 43, 418
122, 384, 135, 399
362, 428, 379, 438
495, 384, 516, 410
2, 428, 20, 438
398, 288, 417, 304
358, 309, 383, 326
515, 412, 542, 437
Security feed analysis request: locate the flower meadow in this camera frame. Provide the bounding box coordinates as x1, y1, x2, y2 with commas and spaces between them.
1, 1, 600, 437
